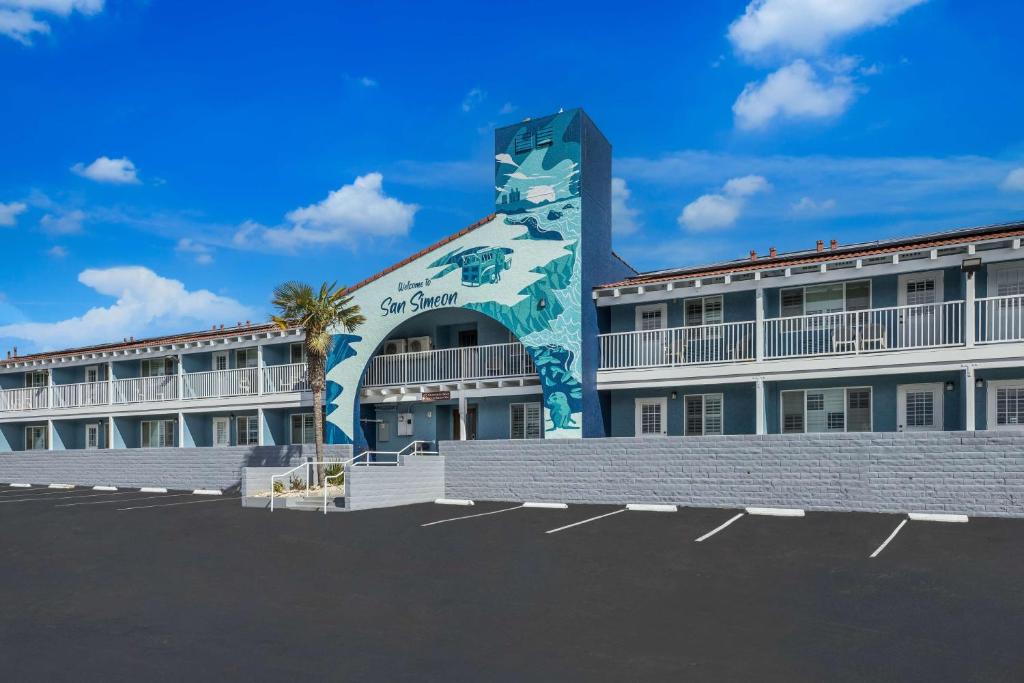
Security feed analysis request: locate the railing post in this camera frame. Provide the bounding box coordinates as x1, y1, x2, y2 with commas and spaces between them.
46, 368, 53, 409
256, 345, 264, 396
107, 361, 114, 405
755, 287, 765, 362
177, 353, 184, 400
965, 271, 976, 347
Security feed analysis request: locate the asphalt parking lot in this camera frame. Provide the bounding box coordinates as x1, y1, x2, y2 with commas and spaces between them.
1, 487, 1022, 682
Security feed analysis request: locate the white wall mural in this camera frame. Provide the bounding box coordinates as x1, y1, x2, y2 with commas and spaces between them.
325, 110, 586, 445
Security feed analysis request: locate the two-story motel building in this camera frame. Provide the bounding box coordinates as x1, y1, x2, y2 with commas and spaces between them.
2, 109, 1023, 455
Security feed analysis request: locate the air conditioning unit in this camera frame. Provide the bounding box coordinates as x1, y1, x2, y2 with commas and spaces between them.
383, 338, 406, 355
406, 336, 432, 353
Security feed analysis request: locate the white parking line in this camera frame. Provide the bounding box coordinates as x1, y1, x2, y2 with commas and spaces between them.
48, 484, 75, 489
93, 486, 118, 491
192, 489, 222, 496
116, 497, 238, 511
0, 489, 109, 503
695, 513, 745, 542
56, 492, 194, 508
545, 509, 625, 534
626, 503, 677, 512
870, 519, 908, 558
421, 505, 524, 527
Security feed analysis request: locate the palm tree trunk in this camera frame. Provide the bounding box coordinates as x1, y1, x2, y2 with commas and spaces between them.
310, 351, 327, 488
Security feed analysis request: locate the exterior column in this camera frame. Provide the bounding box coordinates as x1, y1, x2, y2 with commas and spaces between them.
458, 391, 468, 441
755, 377, 766, 435
46, 367, 53, 409
256, 344, 264, 396
964, 365, 976, 431
964, 270, 976, 347
257, 407, 265, 446
176, 353, 184, 400
46, 419, 54, 450
108, 416, 115, 449
106, 361, 114, 405
177, 411, 185, 447
755, 287, 765, 362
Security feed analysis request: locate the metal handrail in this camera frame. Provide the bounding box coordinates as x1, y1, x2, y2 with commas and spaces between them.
269, 459, 346, 512
319, 441, 439, 514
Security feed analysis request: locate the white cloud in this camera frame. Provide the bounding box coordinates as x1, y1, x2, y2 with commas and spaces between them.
611, 177, 640, 235
175, 238, 214, 265
461, 87, 486, 112
728, 0, 927, 58
792, 196, 837, 213
358, 76, 377, 87
0, 266, 255, 350
679, 174, 770, 231
40, 209, 85, 234
499, 102, 517, 115
1001, 167, 1024, 193
0, 201, 27, 226
733, 59, 856, 130
234, 173, 418, 250
47, 245, 67, 258
0, 0, 103, 45
71, 156, 140, 184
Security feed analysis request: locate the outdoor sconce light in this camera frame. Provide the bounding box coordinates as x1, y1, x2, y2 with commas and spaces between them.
975, 378, 985, 389
960, 257, 982, 273
670, 391, 678, 400
426, 410, 433, 419
944, 381, 955, 392
537, 297, 547, 311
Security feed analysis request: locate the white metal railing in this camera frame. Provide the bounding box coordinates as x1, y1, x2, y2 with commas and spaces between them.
363, 341, 536, 387
52, 381, 108, 409
976, 294, 1024, 344
0, 386, 48, 412
184, 367, 259, 399
112, 375, 179, 404
269, 459, 348, 512
599, 321, 756, 370
262, 362, 309, 394
764, 300, 964, 359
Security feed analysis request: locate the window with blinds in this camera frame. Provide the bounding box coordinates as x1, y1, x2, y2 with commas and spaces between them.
291, 414, 315, 444
510, 402, 542, 439
684, 394, 723, 435
781, 388, 871, 433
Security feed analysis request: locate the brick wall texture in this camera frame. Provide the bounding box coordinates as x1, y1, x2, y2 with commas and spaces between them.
0, 444, 352, 492
345, 455, 444, 511
442, 432, 1024, 517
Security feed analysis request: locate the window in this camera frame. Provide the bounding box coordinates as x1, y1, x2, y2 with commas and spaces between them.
988, 381, 1024, 430
992, 263, 1024, 297
635, 304, 667, 331
141, 420, 177, 448
510, 402, 542, 439
780, 280, 871, 317
290, 343, 307, 365
213, 417, 230, 446
25, 426, 47, 450
86, 423, 99, 449
635, 398, 667, 437
141, 358, 175, 377
25, 371, 47, 388
236, 416, 258, 446
780, 388, 872, 433
684, 394, 723, 435
291, 414, 315, 444
236, 348, 258, 369
684, 296, 723, 327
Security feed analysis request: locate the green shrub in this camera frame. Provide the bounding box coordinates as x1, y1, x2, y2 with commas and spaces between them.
289, 475, 305, 491
272, 480, 284, 494
323, 462, 344, 484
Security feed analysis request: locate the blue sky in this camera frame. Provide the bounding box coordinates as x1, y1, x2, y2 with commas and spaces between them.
2, 0, 1024, 353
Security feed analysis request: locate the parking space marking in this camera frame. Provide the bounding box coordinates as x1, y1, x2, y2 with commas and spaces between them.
56, 492, 195, 507
0, 490, 141, 504
140, 487, 168, 493
870, 519, 908, 558
545, 508, 625, 534
421, 504, 524, 527
0, 489, 113, 503
524, 502, 568, 509
48, 484, 75, 489
116, 497, 238, 511
695, 512, 745, 542
435, 498, 474, 506
9, 483, 31, 488
626, 504, 677, 512
192, 489, 222, 496
93, 486, 118, 491
908, 512, 968, 523
746, 507, 805, 517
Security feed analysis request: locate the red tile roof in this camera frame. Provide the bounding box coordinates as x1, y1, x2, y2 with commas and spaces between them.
1, 322, 288, 367
599, 221, 1024, 289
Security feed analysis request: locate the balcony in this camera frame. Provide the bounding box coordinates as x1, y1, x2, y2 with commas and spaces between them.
0, 362, 309, 414
599, 296, 1023, 371
363, 341, 536, 388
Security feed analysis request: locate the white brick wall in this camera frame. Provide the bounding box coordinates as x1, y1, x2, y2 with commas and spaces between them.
443, 433, 1024, 517
345, 455, 444, 511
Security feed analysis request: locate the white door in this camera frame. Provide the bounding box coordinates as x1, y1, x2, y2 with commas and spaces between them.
898, 272, 943, 347
213, 417, 230, 446
635, 398, 668, 437
213, 352, 228, 371
635, 304, 668, 367
86, 423, 99, 449
897, 383, 943, 432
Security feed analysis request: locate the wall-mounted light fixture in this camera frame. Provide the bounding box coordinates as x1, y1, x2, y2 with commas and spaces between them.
960, 257, 982, 274
944, 381, 955, 392
670, 391, 678, 400
975, 378, 984, 389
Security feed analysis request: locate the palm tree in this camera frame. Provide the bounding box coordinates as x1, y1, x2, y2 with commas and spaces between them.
271, 281, 365, 487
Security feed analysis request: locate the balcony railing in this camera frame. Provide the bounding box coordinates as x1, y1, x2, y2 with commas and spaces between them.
764, 301, 964, 359
599, 321, 756, 371
0, 363, 309, 414
363, 341, 536, 387
976, 294, 1024, 344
